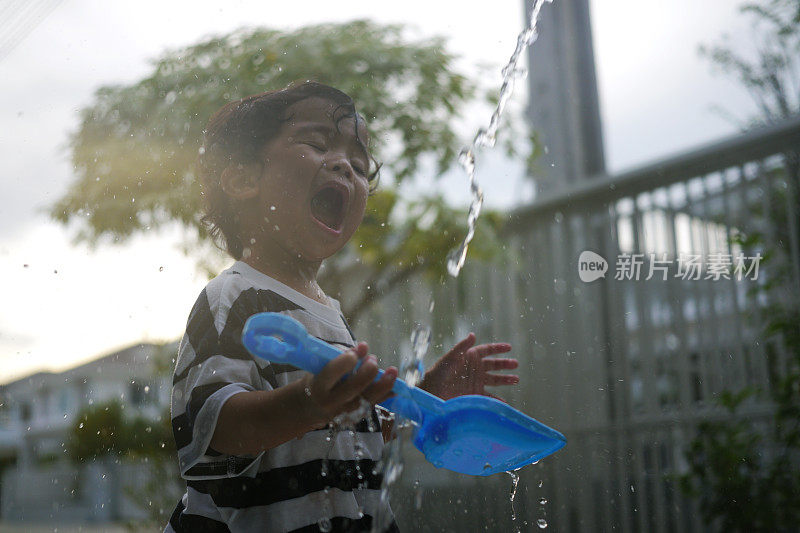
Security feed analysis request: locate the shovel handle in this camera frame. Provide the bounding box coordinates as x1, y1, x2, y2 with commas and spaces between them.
243, 312, 336, 376
242, 312, 432, 422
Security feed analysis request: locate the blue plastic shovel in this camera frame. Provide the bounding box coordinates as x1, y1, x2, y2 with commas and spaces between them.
242, 312, 566, 476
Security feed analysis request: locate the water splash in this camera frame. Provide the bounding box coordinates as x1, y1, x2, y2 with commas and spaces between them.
447, 0, 554, 277
405, 322, 430, 387
413, 479, 424, 510
371, 418, 409, 533
536, 469, 548, 529
319, 398, 372, 524
318, 486, 333, 532
507, 469, 521, 532
371, 323, 431, 533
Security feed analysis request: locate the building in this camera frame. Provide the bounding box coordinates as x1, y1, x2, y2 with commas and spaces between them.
0, 342, 176, 524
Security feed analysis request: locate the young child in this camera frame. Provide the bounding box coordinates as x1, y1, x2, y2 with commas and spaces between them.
166, 81, 519, 533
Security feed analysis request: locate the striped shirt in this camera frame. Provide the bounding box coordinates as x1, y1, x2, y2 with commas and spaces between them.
165, 261, 397, 532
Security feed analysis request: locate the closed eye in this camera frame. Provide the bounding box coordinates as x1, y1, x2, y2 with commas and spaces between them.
303, 142, 326, 152
352, 161, 367, 176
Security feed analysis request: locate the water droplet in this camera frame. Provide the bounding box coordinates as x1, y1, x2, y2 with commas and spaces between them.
537, 518, 548, 528
474, 129, 496, 149
414, 482, 424, 510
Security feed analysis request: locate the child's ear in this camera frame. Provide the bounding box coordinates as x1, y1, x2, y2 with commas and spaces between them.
220, 163, 261, 200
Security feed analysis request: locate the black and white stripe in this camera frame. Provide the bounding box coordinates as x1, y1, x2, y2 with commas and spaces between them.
166, 261, 396, 532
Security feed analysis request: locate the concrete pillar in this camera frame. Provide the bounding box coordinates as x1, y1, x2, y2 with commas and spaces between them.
525, 0, 606, 195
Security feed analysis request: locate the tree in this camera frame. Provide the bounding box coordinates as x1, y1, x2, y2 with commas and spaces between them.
68, 400, 129, 462
49, 20, 514, 321
699, 0, 800, 126
679, 2, 800, 530
67, 399, 182, 526
66, 351, 183, 527
68, 400, 176, 463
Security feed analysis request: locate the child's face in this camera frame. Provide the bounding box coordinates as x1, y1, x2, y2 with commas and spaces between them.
253, 96, 370, 264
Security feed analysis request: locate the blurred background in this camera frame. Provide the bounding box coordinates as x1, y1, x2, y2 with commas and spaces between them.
1, 0, 798, 531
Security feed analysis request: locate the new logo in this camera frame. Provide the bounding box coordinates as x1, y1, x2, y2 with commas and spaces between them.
578, 250, 608, 282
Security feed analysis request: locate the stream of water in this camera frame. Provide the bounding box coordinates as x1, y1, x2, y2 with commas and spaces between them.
449, 0, 554, 527
447, 0, 554, 278
369, 0, 557, 530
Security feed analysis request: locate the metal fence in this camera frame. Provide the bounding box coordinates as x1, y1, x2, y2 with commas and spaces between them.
354, 116, 800, 532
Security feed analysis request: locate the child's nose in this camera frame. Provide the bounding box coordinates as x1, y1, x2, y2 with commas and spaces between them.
328, 157, 353, 179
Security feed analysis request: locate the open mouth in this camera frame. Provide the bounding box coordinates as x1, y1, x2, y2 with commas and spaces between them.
310, 183, 348, 231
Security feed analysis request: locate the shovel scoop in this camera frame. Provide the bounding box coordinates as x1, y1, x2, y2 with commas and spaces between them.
242, 312, 566, 476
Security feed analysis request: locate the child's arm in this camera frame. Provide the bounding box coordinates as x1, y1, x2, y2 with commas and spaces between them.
210, 342, 397, 456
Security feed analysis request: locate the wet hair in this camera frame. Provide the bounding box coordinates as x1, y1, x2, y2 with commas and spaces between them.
197, 81, 380, 259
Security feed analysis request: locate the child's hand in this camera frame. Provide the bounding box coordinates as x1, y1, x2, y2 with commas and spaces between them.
419, 333, 518, 401
302, 342, 398, 426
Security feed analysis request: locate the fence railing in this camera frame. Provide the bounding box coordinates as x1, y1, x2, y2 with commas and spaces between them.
355, 115, 800, 532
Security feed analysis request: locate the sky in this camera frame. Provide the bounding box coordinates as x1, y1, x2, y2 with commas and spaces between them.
0, 0, 758, 384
